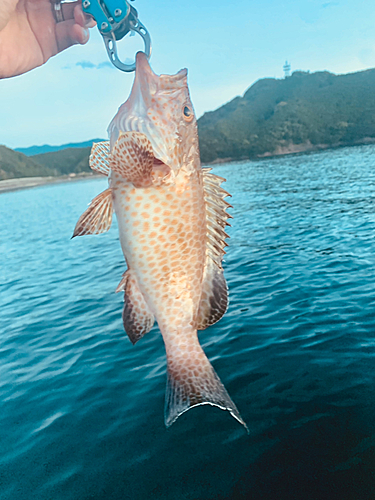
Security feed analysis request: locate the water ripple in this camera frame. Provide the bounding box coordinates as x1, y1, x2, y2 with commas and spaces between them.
2, 146, 375, 498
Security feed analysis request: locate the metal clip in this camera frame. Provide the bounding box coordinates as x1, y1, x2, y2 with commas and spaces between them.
82, 0, 151, 72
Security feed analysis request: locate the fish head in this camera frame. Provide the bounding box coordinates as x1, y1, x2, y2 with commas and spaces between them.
108, 52, 199, 177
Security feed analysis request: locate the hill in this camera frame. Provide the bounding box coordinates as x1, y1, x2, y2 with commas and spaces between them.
15, 139, 105, 156
33, 147, 91, 175
0, 146, 53, 180
198, 68, 375, 163
0, 145, 93, 181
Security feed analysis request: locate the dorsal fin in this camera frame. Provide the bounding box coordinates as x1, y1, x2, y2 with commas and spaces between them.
90, 142, 111, 176
197, 169, 232, 330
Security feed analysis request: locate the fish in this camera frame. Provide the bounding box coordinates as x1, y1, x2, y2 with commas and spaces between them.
73, 52, 247, 431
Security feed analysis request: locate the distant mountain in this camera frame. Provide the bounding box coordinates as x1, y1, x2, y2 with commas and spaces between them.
0, 145, 95, 181
0, 146, 53, 180
33, 147, 92, 175
198, 68, 375, 163
15, 139, 105, 157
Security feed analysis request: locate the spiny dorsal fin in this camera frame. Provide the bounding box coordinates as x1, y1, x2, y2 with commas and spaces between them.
197, 169, 232, 330
117, 270, 155, 345
90, 142, 111, 176
72, 188, 113, 237
110, 131, 154, 188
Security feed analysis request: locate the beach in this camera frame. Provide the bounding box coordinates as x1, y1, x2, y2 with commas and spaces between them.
0, 173, 102, 194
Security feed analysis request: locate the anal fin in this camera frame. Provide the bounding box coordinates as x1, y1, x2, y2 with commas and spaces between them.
118, 270, 155, 345
197, 257, 228, 330
72, 188, 113, 237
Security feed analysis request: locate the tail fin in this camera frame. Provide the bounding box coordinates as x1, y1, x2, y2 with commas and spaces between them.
164, 344, 248, 432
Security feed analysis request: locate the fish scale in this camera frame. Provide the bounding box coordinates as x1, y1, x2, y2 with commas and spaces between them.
112, 168, 206, 322
73, 52, 247, 431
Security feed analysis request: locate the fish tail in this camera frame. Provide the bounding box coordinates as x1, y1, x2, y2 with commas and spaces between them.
164, 340, 248, 432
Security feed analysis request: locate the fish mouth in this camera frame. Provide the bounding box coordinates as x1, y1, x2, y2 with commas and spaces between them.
152, 156, 171, 181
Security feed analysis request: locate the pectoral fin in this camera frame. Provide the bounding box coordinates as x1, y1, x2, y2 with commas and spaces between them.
110, 131, 154, 188
197, 169, 232, 329
117, 270, 155, 345
72, 188, 113, 237
90, 141, 111, 176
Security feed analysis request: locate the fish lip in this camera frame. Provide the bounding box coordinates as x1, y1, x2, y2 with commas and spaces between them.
135, 51, 155, 78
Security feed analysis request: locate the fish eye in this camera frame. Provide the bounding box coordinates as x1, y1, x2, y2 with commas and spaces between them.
183, 105, 194, 122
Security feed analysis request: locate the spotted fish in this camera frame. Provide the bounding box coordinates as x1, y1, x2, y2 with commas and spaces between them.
73, 52, 247, 430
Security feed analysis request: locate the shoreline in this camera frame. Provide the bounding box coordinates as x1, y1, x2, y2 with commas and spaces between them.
0, 173, 103, 194
204, 137, 375, 165
2, 138, 375, 194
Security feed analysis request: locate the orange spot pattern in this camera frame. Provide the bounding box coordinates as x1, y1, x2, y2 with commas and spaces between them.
99, 58, 247, 428
111, 167, 207, 358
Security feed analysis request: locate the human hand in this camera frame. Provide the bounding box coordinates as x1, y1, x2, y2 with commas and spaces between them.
0, 0, 96, 79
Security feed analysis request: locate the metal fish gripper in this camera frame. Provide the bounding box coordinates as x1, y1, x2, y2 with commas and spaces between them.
82, 0, 151, 72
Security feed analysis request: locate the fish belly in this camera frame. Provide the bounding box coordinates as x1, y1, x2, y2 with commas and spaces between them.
111, 171, 207, 330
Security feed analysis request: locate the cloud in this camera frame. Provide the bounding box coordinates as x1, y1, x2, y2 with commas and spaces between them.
76, 60, 96, 69
63, 61, 115, 70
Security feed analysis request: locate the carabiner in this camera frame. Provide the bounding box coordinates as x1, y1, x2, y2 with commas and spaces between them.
82, 0, 151, 72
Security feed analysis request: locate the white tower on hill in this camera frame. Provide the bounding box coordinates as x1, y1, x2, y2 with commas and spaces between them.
283, 61, 291, 78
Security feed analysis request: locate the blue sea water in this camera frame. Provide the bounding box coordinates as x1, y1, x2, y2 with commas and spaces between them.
1, 144, 375, 499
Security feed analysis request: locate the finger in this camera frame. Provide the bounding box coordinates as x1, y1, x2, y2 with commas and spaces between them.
60, 1, 78, 21
60, 2, 95, 28
73, 4, 96, 28
85, 16, 96, 28
55, 19, 89, 52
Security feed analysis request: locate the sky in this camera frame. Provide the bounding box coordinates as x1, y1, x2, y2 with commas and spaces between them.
2, 0, 375, 149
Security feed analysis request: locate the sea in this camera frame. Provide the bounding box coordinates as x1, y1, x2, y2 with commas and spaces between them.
1, 144, 375, 500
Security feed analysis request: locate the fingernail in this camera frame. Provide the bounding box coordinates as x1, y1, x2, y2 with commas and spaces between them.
84, 15, 95, 28
82, 28, 89, 43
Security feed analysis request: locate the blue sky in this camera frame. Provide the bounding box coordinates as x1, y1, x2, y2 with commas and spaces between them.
2, 0, 375, 149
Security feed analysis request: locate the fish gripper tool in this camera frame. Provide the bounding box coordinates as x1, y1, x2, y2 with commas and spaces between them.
81, 0, 151, 72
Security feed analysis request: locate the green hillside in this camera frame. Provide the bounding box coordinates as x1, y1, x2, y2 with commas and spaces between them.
0, 146, 53, 180
198, 68, 375, 163
33, 147, 91, 175
0, 145, 92, 180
